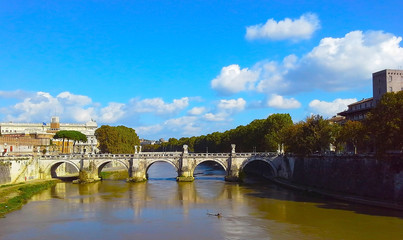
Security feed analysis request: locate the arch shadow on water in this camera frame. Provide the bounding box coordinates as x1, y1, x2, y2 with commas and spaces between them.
241, 159, 403, 219
194, 160, 226, 181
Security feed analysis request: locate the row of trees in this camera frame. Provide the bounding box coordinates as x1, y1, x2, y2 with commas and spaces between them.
144, 113, 293, 153
143, 92, 402, 156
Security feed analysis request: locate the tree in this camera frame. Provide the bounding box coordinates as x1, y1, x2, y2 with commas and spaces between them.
53, 130, 87, 153
338, 120, 365, 154
365, 91, 403, 154
53, 130, 69, 153
263, 113, 293, 152
71, 131, 88, 153
283, 115, 333, 155
95, 125, 140, 154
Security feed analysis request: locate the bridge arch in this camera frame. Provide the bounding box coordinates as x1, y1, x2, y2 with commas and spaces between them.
96, 159, 130, 177
240, 157, 277, 178
193, 159, 228, 173
145, 159, 180, 173
44, 160, 80, 179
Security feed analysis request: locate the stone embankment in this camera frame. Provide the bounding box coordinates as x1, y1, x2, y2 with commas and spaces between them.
274, 154, 403, 210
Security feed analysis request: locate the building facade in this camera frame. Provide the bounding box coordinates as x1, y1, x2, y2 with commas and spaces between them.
373, 69, 403, 103
339, 69, 403, 121
0, 117, 98, 155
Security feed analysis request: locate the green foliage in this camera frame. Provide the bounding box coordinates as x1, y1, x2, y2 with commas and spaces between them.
365, 92, 403, 154
147, 113, 293, 153
53, 130, 88, 153
95, 125, 140, 154
283, 115, 334, 155
337, 120, 366, 154
0, 180, 57, 217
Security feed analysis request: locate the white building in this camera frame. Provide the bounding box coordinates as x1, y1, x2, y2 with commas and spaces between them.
0, 117, 98, 154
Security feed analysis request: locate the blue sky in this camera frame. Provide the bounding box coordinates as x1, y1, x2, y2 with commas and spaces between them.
1, 0, 402, 139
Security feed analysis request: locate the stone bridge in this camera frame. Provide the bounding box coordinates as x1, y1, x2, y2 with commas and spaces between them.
36, 144, 282, 182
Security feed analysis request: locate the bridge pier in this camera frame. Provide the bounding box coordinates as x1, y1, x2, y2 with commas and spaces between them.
75, 157, 100, 183
225, 144, 242, 182
127, 157, 147, 182
225, 160, 241, 182
176, 145, 194, 182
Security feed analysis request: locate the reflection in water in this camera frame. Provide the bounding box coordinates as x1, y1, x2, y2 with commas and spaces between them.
1, 165, 403, 240
147, 162, 177, 180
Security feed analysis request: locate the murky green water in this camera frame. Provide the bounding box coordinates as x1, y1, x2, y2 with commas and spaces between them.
0, 163, 402, 240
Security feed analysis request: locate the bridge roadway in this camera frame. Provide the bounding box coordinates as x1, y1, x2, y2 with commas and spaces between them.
37, 145, 282, 182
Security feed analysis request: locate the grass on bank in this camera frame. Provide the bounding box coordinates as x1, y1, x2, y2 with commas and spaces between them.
0, 180, 58, 217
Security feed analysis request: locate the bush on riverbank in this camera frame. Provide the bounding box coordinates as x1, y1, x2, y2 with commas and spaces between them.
0, 180, 58, 217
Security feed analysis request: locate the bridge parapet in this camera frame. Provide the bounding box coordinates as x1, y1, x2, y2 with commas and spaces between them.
188, 153, 231, 158
39, 154, 81, 160
137, 152, 182, 158
89, 154, 134, 158
242, 152, 278, 158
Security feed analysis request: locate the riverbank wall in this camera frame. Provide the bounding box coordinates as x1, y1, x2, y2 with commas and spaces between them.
0, 156, 70, 185
275, 154, 403, 207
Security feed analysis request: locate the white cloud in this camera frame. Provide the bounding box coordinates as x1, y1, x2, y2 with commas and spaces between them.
136, 116, 201, 138
99, 103, 126, 123
65, 107, 96, 123
246, 13, 320, 41
309, 98, 357, 117
2, 92, 63, 122
57, 92, 92, 106
203, 98, 246, 122
136, 124, 164, 137
203, 112, 227, 122
1, 91, 99, 123
188, 107, 206, 115
211, 64, 259, 95
130, 97, 189, 116
217, 98, 246, 113
220, 30, 403, 96
286, 30, 403, 92
255, 59, 293, 94
163, 116, 201, 136
267, 94, 301, 109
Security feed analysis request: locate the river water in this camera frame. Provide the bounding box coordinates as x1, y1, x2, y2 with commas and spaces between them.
1, 162, 402, 240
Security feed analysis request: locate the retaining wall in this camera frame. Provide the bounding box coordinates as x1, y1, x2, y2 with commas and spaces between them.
285, 155, 403, 203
